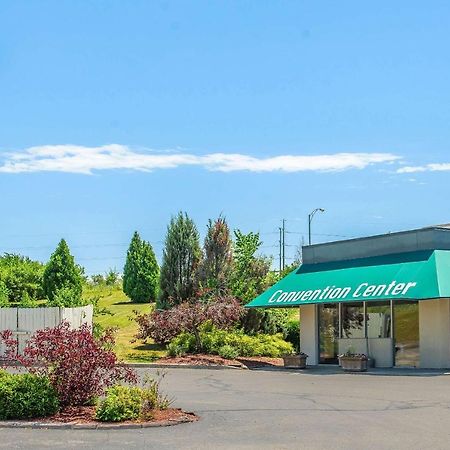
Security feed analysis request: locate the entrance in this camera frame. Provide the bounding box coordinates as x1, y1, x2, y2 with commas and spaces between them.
394, 301, 420, 367
318, 304, 339, 364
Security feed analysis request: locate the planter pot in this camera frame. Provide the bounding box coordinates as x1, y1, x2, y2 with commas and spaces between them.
282, 355, 307, 369
339, 356, 368, 372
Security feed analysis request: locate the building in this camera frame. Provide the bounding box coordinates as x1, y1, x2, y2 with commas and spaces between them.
246, 225, 450, 369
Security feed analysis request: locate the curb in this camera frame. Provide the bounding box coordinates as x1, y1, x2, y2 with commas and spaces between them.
126, 363, 246, 370
0, 416, 197, 430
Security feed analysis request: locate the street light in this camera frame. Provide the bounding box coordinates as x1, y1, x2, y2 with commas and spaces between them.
308, 208, 325, 245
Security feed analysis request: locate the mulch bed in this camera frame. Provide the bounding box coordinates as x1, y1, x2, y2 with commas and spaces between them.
156, 354, 284, 368
32, 406, 198, 426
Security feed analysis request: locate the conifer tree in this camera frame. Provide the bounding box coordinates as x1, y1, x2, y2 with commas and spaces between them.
43, 239, 83, 303
123, 232, 159, 303
158, 212, 201, 308
198, 215, 233, 293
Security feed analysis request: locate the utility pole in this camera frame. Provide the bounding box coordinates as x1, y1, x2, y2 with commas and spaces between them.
279, 227, 283, 275
282, 219, 286, 271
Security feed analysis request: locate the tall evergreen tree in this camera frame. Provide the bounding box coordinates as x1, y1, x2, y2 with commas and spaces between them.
43, 239, 83, 302
123, 232, 159, 303
158, 212, 201, 308
198, 215, 233, 293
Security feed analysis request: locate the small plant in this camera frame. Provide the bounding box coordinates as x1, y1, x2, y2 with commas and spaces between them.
95, 385, 142, 422
140, 372, 172, 418
0, 371, 59, 420
95, 372, 172, 422
339, 346, 368, 360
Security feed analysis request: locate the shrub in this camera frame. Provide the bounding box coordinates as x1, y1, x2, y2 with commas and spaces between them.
95, 385, 142, 422
0, 323, 137, 406
48, 286, 85, 307
218, 344, 239, 360
0, 254, 45, 303
0, 281, 9, 307
140, 372, 172, 418
0, 371, 59, 420
18, 291, 37, 308
284, 320, 300, 353
167, 325, 293, 358
96, 373, 172, 422
135, 296, 243, 351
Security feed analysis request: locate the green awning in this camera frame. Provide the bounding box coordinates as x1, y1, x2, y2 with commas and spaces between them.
246, 250, 450, 308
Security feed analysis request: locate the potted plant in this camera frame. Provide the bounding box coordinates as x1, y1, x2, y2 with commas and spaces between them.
282, 352, 308, 369
338, 348, 368, 372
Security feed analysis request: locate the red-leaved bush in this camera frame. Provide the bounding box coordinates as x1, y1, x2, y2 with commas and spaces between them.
0, 322, 137, 406
135, 296, 243, 351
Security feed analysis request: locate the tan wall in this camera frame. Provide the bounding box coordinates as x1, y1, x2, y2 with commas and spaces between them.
419, 299, 450, 369
300, 304, 319, 365
368, 338, 394, 367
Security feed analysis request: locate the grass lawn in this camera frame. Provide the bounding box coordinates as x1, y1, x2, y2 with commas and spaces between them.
83, 285, 167, 362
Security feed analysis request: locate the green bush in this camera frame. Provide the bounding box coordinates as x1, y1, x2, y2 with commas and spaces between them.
168, 325, 293, 358
218, 344, 239, 359
95, 385, 142, 422
0, 281, 9, 307
96, 375, 172, 422
0, 371, 59, 420
284, 320, 300, 353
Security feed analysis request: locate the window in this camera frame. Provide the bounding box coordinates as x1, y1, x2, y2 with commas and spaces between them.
366, 301, 391, 338
341, 302, 364, 338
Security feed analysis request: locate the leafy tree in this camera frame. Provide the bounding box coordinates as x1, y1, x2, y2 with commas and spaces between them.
198, 216, 233, 294
0, 281, 9, 307
42, 239, 83, 304
105, 268, 120, 286
0, 254, 45, 302
18, 291, 37, 308
158, 212, 202, 308
230, 230, 271, 304
91, 274, 105, 285
123, 232, 159, 303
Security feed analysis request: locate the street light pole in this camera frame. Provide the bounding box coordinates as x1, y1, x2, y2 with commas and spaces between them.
308, 208, 325, 245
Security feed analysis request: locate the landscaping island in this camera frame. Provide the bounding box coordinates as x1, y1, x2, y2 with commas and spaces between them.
0, 407, 198, 430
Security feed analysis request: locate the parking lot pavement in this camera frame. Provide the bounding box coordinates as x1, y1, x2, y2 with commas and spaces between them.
2, 367, 450, 450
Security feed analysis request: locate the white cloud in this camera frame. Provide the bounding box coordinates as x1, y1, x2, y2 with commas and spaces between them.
0, 144, 401, 175
397, 163, 450, 174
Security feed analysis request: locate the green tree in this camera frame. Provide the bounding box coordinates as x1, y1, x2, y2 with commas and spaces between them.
158, 212, 202, 308
43, 239, 83, 303
230, 230, 271, 304
0, 254, 45, 302
198, 215, 233, 294
105, 268, 120, 286
123, 232, 159, 303
0, 281, 9, 307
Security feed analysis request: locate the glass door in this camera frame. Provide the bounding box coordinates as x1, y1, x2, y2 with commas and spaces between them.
318, 304, 339, 364
394, 301, 419, 367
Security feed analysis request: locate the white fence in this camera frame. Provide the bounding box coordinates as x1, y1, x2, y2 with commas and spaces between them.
0, 305, 93, 356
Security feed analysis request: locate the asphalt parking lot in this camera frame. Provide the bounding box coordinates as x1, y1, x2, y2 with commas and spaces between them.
2, 367, 450, 450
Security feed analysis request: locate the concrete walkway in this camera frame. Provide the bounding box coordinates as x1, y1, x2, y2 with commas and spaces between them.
2, 367, 450, 449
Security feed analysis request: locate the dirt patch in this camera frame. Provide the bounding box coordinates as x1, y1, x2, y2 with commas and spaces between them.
32, 406, 198, 426
157, 354, 284, 368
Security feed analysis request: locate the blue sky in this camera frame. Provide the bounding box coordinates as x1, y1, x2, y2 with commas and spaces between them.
1, 1, 450, 274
